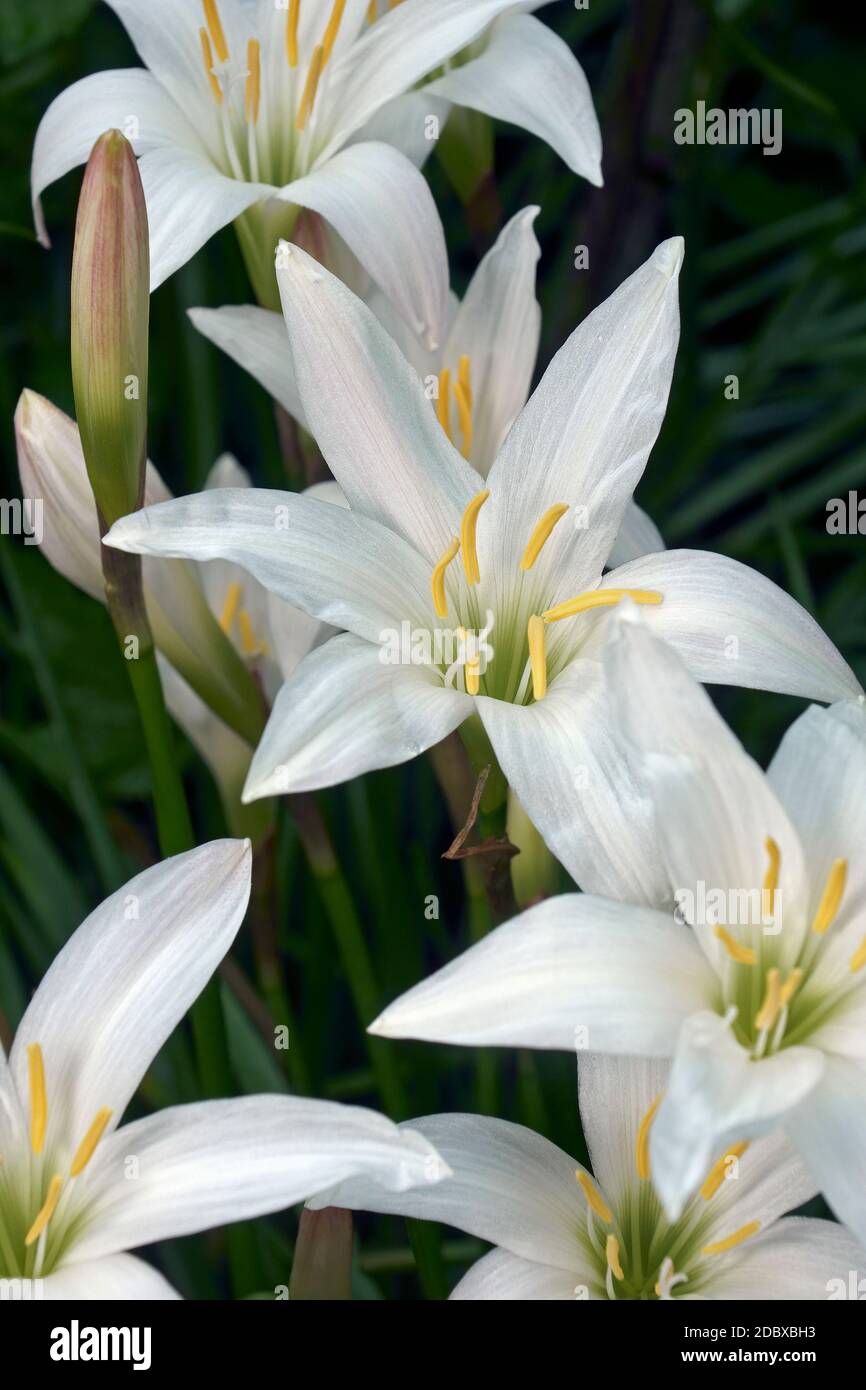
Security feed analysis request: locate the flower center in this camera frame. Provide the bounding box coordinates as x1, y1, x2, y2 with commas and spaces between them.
429, 491, 662, 703
710, 840, 857, 1056
0, 1043, 111, 1280
219, 581, 270, 659
575, 1097, 761, 1300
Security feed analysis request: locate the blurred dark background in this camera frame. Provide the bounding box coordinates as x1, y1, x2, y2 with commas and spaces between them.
0, 0, 864, 1297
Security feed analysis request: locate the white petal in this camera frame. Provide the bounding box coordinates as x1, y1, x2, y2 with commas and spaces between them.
244, 633, 471, 798
138, 145, 270, 290
606, 501, 664, 569
275, 242, 479, 562
650, 1010, 825, 1220
31, 68, 201, 245
444, 205, 541, 475
370, 892, 716, 1053
600, 548, 863, 702
322, 0, 519, 157
604, 612, 810, 964
310, 1111, 589, 1273
349, 91, 452, 170
708, 1127, 819, 1237
73, 1096, 447, 1262
482, 238, 683, 595
43, 1253, 180, 1300
188, 305, 307, 429
105, 487, 436, 642
477, 660, 671, 905
768, 700, 866, 990
786, 1056, 866, 1248
451, 1247, 594, 1300
281, 144, 450, 353
706, 1217, 866, 1301
426, 12, 602, 184
577, 1053, 671, 1203
9, 841, 251, 1150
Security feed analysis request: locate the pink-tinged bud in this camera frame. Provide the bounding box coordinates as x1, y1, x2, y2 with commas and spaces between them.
71, 129, 149, 530
289, 1207, 353, 1300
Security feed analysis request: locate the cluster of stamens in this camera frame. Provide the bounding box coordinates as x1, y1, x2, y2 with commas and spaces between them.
0, 1044, 111, 1279
711, 838, 860, 1056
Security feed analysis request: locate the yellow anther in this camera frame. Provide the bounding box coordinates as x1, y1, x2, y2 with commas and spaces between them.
238, 610, 262, 657
713, 926, 757, 966
431, 538, 460, 620
636, 1093, 662, 1180
520, 504, 570, 572
453, 380, 473, 460
219, 581, 242, 635
543, 588, 663, 624
287, 0, 300, 66
367, 0, 377, 22
457, 355, 472, 409
199, 28, 223, 105
811, 858, 847, 936
25, 1175, 64, 1247
295, 43, 324, 129
606, 1234, 624, 1280
464, 654, 480, 697
28, 1043, 47, 1156
702, 1220, 760, 1257
245, 38, 261, 125
388, 0, 405, 8
764, 836, 781, 897
460, 490, 489, 586
322, 0, 346, 66
780, 968, 803, 1005
70, 1108, 113, 1178
202, 0, 229, 63
700, 1141, 749, 1200
850, 935, 866, 974
754, 968, 782, 1032
576, 1171, 612, 1224
527, 615, 547, 702
436, 368, 452, 441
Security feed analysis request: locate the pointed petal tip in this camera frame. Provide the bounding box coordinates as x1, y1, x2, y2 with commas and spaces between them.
654, 236, 685, 278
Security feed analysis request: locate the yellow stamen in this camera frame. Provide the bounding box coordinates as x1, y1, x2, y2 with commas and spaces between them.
28, 1043, 46, 1156
219, 581, 242, 635
576, 1171, 612, 1224
322, 0, 346, 66
367, 0, 377, 22
811, 858, 847, 936
245, 38, 261, 125
780, 968, 803, 1005
606, 1234, 624, 1280
464, 648, 480, 697
202, 0, 229, 63
520, 504, 569, 572
238, 610, 260, 657
287, 0, 300, 66
702, 1220, 760, 1256
764, 836, 780, 897
453, 380, 473, 460
850, 935, 866, 974
295, 44, 324, 129
431, 538, 460, 620
754, 967, 782, 1032
460, 490, 489, 585
457, 355, 472, 409
199, 28, 223, 105
636, 1093, 662, 1180
26, 1175, 64, 1247
543, 588, 663, 624
713, 926, 757, 966
700, 1141, 749, 1200
436, 368, 452, 441
388, 0, 404, 8
70, 1108, 113, 1178
527, 615, 547, 702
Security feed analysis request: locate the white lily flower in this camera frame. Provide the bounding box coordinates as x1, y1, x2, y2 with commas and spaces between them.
0, 839, 448, 1298
32, 0, 600, 333
104, 238, 860, 902
367, 615, 866, 1246
307, 1054, 866, 1300
189, 202, 662, 564
14, 390, 332, 828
